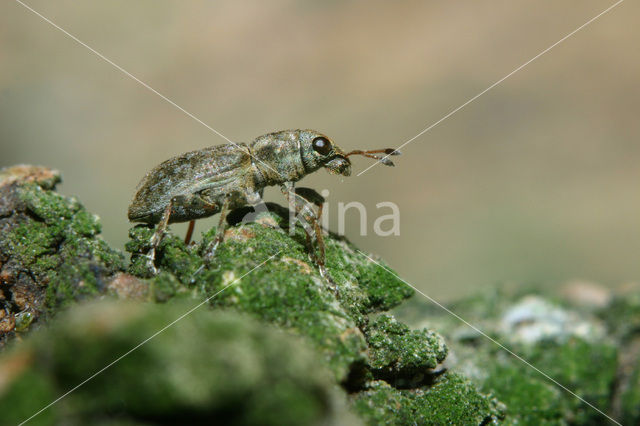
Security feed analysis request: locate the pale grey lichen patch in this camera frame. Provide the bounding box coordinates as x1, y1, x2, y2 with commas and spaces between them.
395, 287, 625, 424
500, 295, 606, 344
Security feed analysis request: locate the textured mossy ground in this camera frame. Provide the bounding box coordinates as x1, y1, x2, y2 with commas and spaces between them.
0, 301, 357, 426
4, 164, 638, 424
0, 165, 503, 425
124, 204, 503, 424
396, 287, 640, 424
0, 166, 125, 347
125, 204, 422, 383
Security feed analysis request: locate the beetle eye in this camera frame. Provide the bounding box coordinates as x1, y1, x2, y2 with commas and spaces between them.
312, 137, 332, 155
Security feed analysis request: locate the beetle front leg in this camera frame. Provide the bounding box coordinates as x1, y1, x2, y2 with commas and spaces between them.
282, 184, 336, 292
294, 187, 326, 265
203, 196, 230, 263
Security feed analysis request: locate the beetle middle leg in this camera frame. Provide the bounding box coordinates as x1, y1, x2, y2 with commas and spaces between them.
184, 220, 196, 245
203, 196, 231, 263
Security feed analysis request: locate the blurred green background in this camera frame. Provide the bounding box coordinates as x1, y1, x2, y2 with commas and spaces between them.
1, 1, 638, 300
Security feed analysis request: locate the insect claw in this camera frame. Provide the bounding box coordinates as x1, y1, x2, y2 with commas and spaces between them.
192, 264, 205, 278
319, 265, 339, 295
144, 250, 159, 275
203, 240, 221, 263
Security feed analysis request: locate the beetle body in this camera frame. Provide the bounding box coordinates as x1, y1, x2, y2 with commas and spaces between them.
128, 129, 398, 284
128, 129, 351, 224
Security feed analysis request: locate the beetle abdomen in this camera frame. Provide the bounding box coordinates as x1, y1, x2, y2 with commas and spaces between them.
127, 202, 160, 223
128, 143, 253, 224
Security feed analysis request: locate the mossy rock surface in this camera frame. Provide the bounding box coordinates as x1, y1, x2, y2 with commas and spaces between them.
352, 374, 504, 425
123, 203, 504, 424
364, 314, 448, 387
1, 164, 505, 424
0, 165, 126, 347
9, 163, 638, 424
125, 203, 421, 385
396, 288, 634, 424
606, 290, 640, 424
0, 301, 355, 426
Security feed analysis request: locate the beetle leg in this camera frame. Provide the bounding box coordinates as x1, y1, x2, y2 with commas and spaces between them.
314, 202, 326, 264
281, 182, 297, 234
283, 185, 337, 293
293, 212, 317, 264
184, 220, 196, 245
146, 198, 175, 274
203, 196, 230, 263
300, 200, 335, 292
294, 187, 326, 265
295, 200, 326, 265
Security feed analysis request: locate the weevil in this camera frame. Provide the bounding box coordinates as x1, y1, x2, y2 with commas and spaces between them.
128, 129, 399, 281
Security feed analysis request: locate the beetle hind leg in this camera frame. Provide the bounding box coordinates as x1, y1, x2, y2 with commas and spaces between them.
146, 199, 176, 274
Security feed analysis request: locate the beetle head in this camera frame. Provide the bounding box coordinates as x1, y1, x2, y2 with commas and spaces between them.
299, 130, 352, 176
299, 130, 401, 177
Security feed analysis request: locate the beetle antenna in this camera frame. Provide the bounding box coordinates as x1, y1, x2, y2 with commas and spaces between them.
345, 148, 401, 166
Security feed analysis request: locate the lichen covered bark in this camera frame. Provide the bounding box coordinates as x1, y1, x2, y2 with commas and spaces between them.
0, 165, 504, 424
123, 203, 504, 424
396, 288, 634, 424
0, 166, 126, 347
352, 374, 504, 425
0, 301, 357, 425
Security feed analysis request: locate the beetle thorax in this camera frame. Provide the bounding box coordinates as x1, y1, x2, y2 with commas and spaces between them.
250, 131, 312, 185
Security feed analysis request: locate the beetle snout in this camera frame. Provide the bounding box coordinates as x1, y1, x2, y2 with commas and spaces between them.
325, 156, 351, 176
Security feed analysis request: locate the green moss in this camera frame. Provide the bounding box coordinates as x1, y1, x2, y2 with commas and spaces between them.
365, 314, 447, 384
606, 293, 640, 340
1, 166, 507, 424
352, 374, 504, 425
14, 312, 34, 332
396, 290, 623, 425
482, 361, 567, 424
70, 209, 101, 236
7, 221, 61, 266
120, 206, 508, 423
125, 209, 417, 383
0, 367, 57, 426
0, 301, 354, 425
621, 356, 640, 425
3, 180, 125, 320
18, 182, 82, 223
475, 339, 617, 425
197, 225, 369, 381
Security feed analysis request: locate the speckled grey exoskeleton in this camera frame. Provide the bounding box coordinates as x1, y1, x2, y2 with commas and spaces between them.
128, 129, 399, 282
